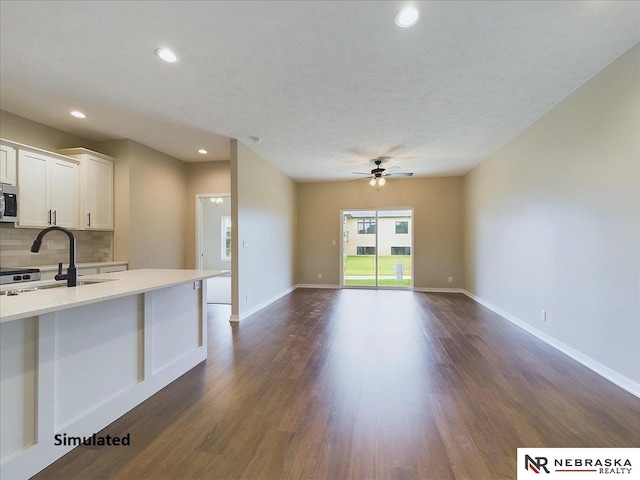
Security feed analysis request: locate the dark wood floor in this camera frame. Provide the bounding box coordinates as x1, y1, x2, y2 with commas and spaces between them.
33, 289, 639, 480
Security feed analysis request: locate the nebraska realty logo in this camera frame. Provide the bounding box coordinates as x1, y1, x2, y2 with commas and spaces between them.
518, 449, 638, 479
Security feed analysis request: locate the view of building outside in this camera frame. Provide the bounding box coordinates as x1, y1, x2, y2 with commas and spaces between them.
343, 212, 411, 256
342, 210, 412, 287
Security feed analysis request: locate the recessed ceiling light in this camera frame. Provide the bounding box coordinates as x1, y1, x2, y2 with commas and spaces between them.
395, 6, 420, 28
249, 136, 262, 144
155, 48, 179, 63
70, 110, 86, 118
198, 149, 208, 154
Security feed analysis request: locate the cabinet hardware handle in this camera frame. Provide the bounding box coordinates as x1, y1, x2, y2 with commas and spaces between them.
88, 212, 91, 227
48, 210, 52, 225
53, 210, 57, 225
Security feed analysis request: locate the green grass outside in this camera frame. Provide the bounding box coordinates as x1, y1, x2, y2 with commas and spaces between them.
343, 255, 412, 276
344, 279, 411, 286
343, 255, 412, 287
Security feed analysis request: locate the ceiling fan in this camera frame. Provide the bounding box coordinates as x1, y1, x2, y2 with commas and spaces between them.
351, 156, 413, 187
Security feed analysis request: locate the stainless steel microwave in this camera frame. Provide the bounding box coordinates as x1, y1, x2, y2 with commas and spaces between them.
0, 183, 18, 222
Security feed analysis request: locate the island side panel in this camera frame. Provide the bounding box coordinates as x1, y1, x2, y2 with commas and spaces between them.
0, 317, 37, 461
150, 282, 202, 375
54, 295, 143, 431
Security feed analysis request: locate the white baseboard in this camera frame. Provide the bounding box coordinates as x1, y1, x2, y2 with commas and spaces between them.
462, 290, 640, 398
296, 285, 464, 292
413, 287, 464, 293
295, 284, 340, 289
229, 285, 297, 323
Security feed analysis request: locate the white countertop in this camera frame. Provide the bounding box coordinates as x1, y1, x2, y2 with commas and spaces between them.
0, 269, 225, 324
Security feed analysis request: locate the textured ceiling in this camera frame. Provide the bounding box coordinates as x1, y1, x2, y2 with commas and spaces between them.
1, 1, 638, 182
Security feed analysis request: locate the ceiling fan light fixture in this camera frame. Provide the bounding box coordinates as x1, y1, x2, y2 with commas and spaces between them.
369, 178, 377, 186
378, 177, 386, 186
395, 6, 420, 28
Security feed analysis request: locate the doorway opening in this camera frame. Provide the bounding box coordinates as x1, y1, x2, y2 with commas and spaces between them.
341, 208, 413, 289
196, 194, 232, 304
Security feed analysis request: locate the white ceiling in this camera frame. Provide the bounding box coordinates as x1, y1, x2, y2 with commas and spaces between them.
1, 1, 638, 182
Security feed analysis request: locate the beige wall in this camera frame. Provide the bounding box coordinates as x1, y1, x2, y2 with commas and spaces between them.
0, 110, 99, 152
185, 161, 232, 269
129, 141, 188, 269
97, 139, 188, 269
231, 140, 297, 319
297, 177, 464, 288
463, 44, 640, 387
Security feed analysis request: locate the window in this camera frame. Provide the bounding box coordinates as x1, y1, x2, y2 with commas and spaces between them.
395, 221, 409, 234
357, 246, 376, 255
391, 246, 411, 255
221, 216, 232, 261
357, 218, 376, 234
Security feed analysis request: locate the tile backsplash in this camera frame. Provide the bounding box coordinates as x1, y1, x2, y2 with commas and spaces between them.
0, 224, 113, 268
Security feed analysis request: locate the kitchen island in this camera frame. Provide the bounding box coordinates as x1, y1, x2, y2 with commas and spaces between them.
0, 269, 223, 480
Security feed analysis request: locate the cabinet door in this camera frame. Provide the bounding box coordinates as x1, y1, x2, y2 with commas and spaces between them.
0, 145, 17, 185
50, 159, 79, 228
85, 157, 113, 229
17, 150, 49, 227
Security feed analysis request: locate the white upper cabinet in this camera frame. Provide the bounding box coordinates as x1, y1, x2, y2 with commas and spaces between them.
17, 150, 79, 228
58, 148, 114, 230
0, 143, 17, 185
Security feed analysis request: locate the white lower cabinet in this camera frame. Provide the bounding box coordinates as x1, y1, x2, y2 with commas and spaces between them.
17, 150, 79, 228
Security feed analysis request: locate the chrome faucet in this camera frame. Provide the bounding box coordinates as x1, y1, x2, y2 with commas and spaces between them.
31, 226, 78, 287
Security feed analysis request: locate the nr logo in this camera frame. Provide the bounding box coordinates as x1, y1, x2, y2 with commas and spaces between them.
525, 455, 550, 474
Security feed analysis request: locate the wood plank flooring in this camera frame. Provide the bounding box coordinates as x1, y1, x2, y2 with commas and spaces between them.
32, 289, 639, 479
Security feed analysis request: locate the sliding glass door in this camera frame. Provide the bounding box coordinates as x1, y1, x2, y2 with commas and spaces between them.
341, 208, 412, 289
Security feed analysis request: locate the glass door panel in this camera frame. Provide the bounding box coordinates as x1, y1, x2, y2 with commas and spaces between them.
342, 210, 377, 286
342, 209, 412, 289
377, 209, 412, 288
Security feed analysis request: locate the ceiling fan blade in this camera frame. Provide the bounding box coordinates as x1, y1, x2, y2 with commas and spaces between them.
386, 165, 400, 171
385, 172, 414, 177
351, 172, 371, 175
348, 176, 372, 182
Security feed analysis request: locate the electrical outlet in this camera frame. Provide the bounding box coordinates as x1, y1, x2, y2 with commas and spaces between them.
318, 273, 322, 279
541, 309, 547, 322
193, 281, 201, 290
448, 276, 453, 283
331, 240, 336, 246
